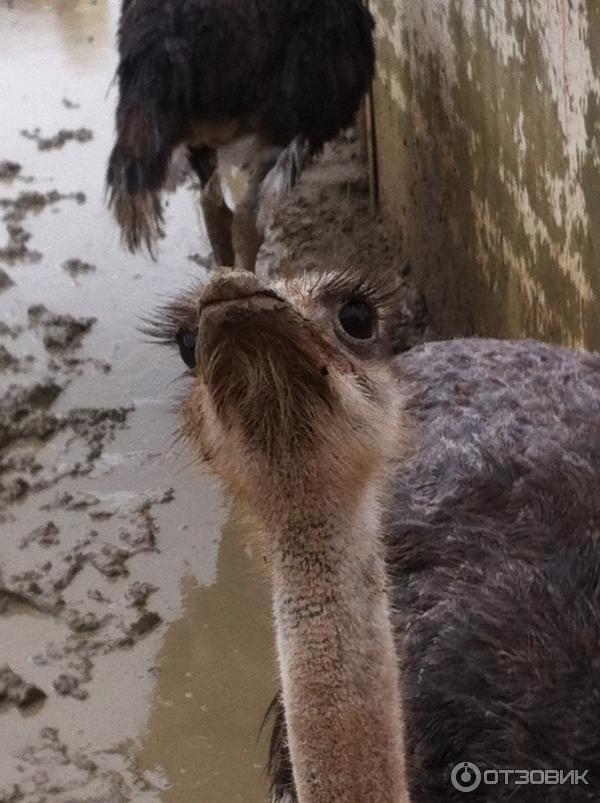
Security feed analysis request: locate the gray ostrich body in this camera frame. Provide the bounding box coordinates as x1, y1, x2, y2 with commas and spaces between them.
269, 338, 600, 802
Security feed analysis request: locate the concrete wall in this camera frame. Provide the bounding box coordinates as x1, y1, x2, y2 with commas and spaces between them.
369, 0, 600, 348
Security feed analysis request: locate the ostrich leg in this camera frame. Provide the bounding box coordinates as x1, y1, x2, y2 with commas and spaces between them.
189, 146, 235, 268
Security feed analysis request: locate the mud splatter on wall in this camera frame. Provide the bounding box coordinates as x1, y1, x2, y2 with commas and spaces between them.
370, 0, 600, 348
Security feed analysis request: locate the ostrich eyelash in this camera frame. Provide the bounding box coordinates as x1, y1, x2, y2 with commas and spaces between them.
138, 281, 204, 345
319, 266, 402, 321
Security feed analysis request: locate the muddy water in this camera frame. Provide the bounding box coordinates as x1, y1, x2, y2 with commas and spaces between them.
0, 1, 275, 800
139, 508, 276, 802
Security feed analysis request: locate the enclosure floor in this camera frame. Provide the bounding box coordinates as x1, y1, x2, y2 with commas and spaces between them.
0, 2, 422, 800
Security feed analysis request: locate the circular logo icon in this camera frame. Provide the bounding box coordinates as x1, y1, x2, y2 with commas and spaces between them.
451, 762, 482, 792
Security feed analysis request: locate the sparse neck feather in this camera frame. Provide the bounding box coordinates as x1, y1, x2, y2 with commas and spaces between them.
267, 480, 410, 803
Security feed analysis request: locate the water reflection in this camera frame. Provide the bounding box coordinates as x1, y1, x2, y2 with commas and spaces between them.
139, 504, 277, 803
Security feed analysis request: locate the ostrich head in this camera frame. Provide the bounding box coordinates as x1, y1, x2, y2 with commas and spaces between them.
155, 267, 408, 522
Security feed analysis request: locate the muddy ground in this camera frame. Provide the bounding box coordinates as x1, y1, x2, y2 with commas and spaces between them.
0, 2, 425, 802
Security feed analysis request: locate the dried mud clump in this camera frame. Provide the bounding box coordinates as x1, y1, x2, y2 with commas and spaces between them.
0, 320, 19, 338
62, 258, 96, 278
1, 190, 86, 223
0, 223, 41, 265
0, 268, 14, 292
0, 345, 19, 372
0, 189, 86, 266
0, 665, 46, 709
20, 521, 60, 549
0, 378, 131, 507
53, 673, 89, 700
28, 304, 96, 352
0, 380, 63, 451
126, 581, 158, 608
21, 127, 93, 151
6, 726, 162, 801
0, 160, 21, 181
128, 610, 162, 637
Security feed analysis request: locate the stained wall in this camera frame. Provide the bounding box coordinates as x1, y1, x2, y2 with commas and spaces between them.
370, 0, 600, 347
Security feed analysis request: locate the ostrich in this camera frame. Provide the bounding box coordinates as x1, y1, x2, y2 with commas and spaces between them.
106, 0, 375, 270
153, 268, 600, 802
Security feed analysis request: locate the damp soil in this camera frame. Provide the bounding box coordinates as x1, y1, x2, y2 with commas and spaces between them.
0, 162, 21, 182
21, 126, 94, 151
0, 1, 425, 801
62, 257, 96, 278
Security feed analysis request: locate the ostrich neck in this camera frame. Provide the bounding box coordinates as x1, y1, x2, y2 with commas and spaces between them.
269, 485, 410, 803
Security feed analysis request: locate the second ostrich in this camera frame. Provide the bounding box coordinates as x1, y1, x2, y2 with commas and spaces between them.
155, 268, 600, 802
106, 0, 374, 270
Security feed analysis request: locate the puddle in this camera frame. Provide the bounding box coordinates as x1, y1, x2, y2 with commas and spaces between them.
0, 0, 276, 799
139, 505, 277, 802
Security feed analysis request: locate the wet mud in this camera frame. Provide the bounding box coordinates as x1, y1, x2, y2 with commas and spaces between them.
0, 666, 46, 710
0, 190, 86, 265
0, 1, 424, 801
0, 1, 273, 799
62, 258, 96, 278
0, 162, 22, 182
21, 127, 94, 151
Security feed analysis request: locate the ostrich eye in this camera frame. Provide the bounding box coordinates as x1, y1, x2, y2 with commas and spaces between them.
337, 298, 375, 340
176, 329, 197, 369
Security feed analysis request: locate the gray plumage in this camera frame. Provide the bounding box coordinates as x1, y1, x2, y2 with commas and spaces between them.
269, 338, 600, 801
